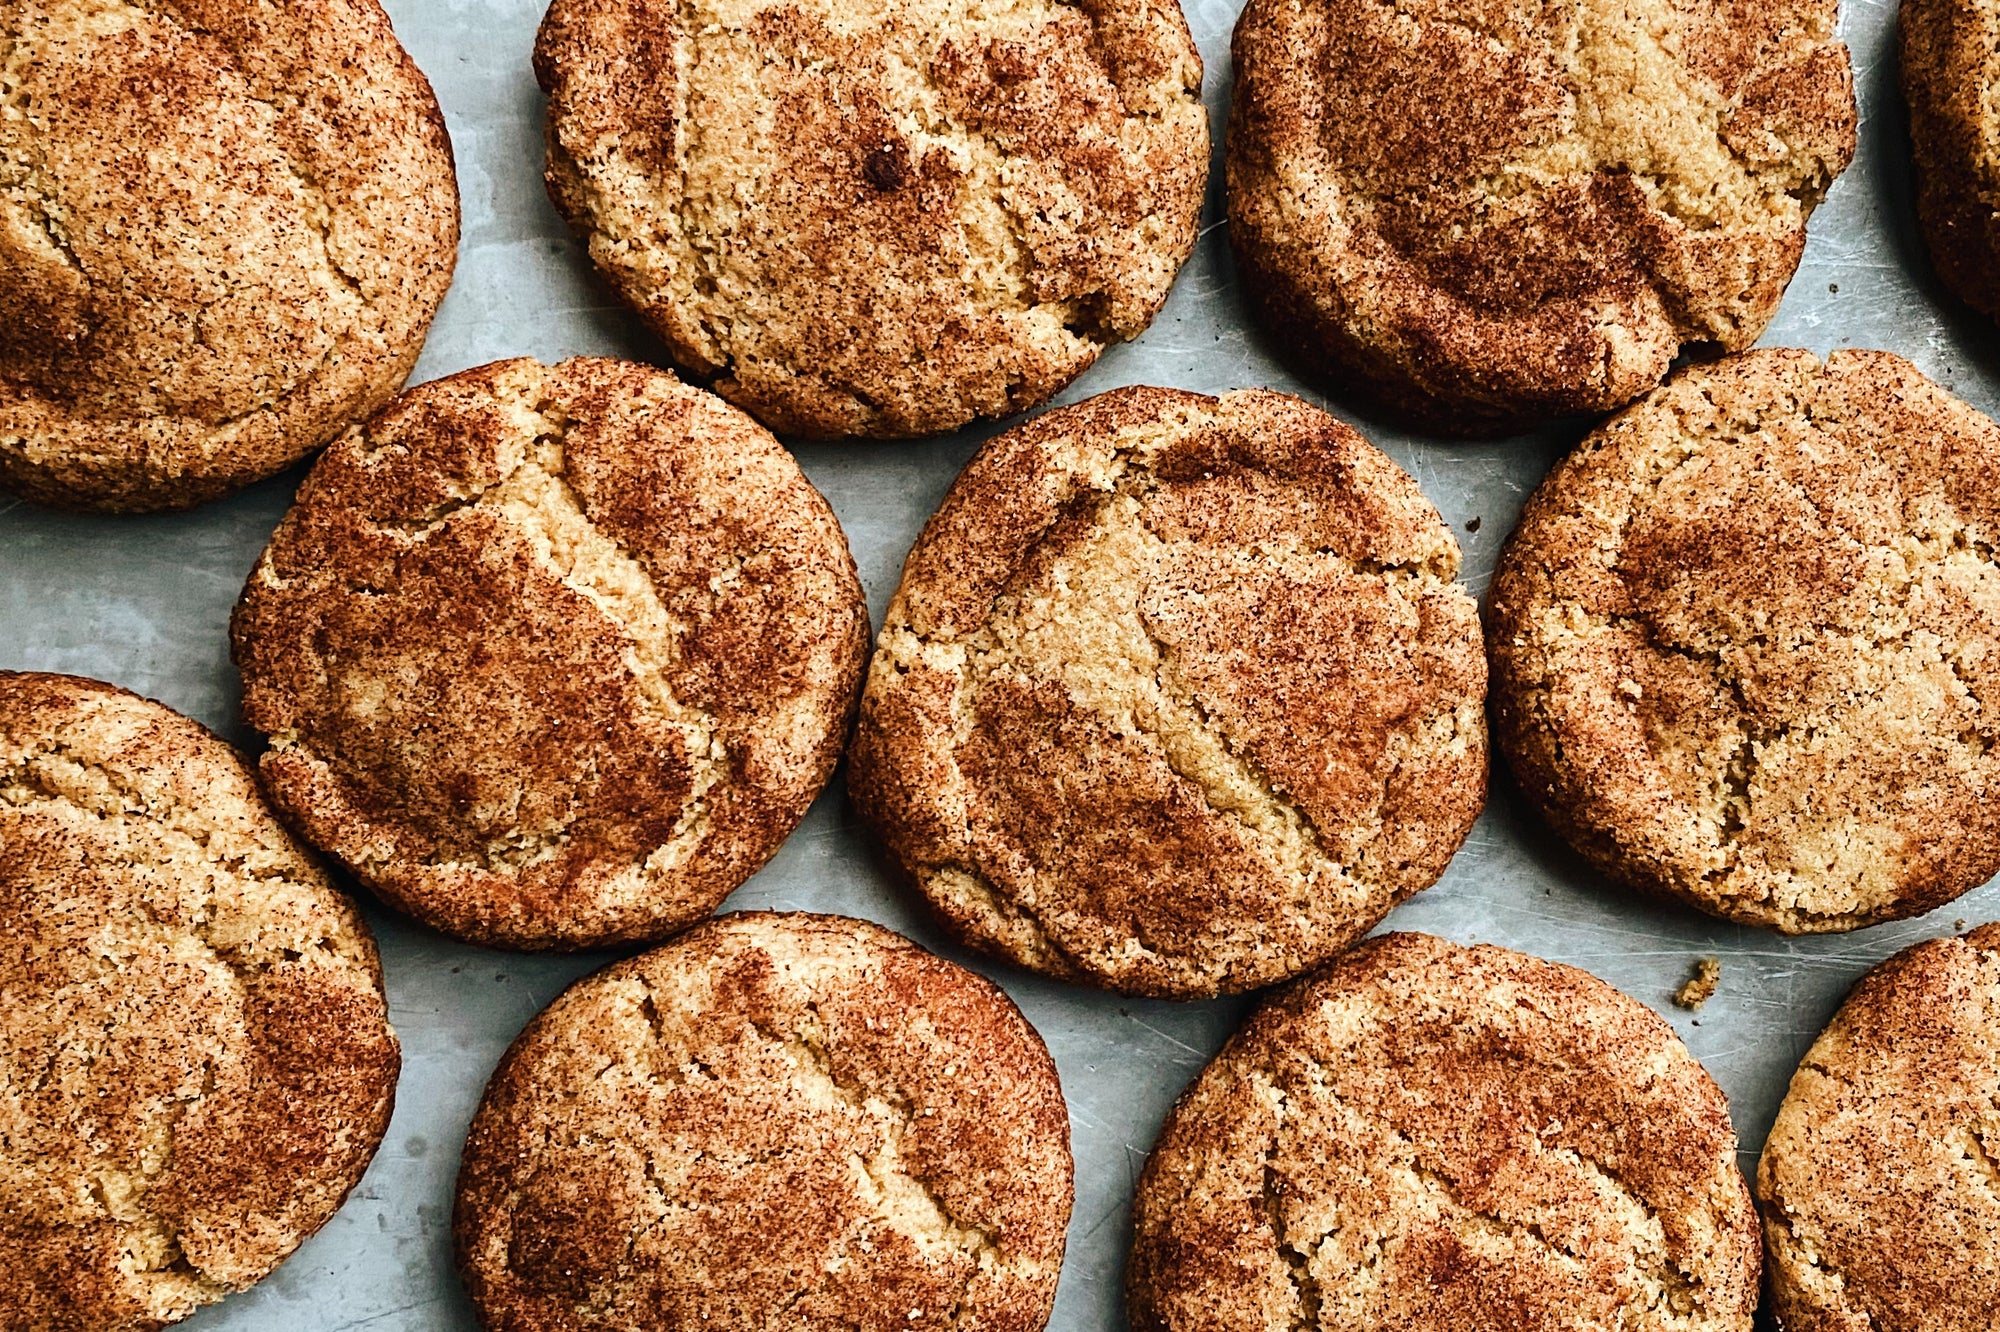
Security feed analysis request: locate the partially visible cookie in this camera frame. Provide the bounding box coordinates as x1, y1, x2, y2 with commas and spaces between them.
0, 672, 398, 1332
454, 912, 1073, 1332
1758, 924, 2000, 1331
232, 357, 869, 951
1903, 0, 2000, 318
0, 0, 459, 513
532, 0, 1207, 440
1226, 0, 1855, 433
1127, 932, 1760, 1332
849, 386, 1487, 1000
1489, 348, 2000, 932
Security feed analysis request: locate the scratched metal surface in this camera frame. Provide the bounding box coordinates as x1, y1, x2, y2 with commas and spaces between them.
3, 0, 1996, 1326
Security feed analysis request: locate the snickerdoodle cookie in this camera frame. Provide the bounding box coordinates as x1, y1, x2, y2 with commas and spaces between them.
454, 912, 1072, 1332
532, 0, 1207, 440
1489, 348, 2000, 932
1758, 924, 2000, 1332
848, 386, 1487, 1000
1227, 0, 1856, 433
1903, 0, 2000, 319
1127, 932, 1760, 1332
0, 0, 459, 512
0, 672, 398, 1332
232, 357, 869, 951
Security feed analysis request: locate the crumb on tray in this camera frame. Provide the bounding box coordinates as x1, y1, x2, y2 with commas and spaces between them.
1674, 957, 1722, 1012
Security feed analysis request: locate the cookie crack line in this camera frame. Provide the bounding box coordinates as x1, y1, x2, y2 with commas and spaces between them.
736, 1012, 1012, 1328
883, 16, 1125, 344
1761, 1199, 1871, 1326
944, 471, 1447, 908
0, 24, 87, 275
927, 858, 1098, 977
665, 0, 731, 365
1257, 1065, 1713, 1329
745, 1013, 1005, 1254
610, 0, 1191, 379
1328, 0, 1844, 244
279, 380, 733, 881
80, 1058, 233, 1296
7, 0, 374, 308
0, 735, 368, 975
127, 0, 373, 308
1257, 1085, 1325, 1332
0, 740, 371, 1293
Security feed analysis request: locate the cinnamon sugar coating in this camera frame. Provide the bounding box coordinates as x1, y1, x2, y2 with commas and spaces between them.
849, 386, 1487, 999
1226, 0, 1855, 433
1489, 349, 2000, 932
232, 358, 869, 950
0, 672, 397, 1332
1128, 933, 1760, 1332
454, 912, 1072, 1332
1758, 924, 2000, 1332
532, 0, 1207, 440
0, 0, 458, 512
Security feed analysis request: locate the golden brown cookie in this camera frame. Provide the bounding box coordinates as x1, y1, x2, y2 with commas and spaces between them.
531, 0, 1207, 440
1758, 924, 2000, 1332
1226, 0, 1856, 434
231, 357, 869, 951
1488, 348, 2000, 932
0, 0, 460, 514
0, 672, 398, 1332
453, 912, 1073, 1332
1903, 0, 2000, 319
1127, 932, 1760, 1332
848, 386, 1487, 1000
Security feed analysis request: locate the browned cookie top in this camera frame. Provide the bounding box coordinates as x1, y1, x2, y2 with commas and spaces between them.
0, 0, 459, 513
453, 912, 1073, 1332
848, 386, 1487, 999
1489, 348, 2000, 933
1127, 932, 1760, 1332
0, 672, 398, 1332
1226, 0, 1855, 433
532, 0, 1207, 441
1903, 0, 2000, 319
1758, 924, 2000, 1332
232, 358, 869, 951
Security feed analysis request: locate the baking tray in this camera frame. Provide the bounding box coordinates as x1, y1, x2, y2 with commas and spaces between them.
4, 0, 1994, 1326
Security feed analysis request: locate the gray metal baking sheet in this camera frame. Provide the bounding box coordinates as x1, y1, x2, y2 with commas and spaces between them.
4, 0, 1994, 1326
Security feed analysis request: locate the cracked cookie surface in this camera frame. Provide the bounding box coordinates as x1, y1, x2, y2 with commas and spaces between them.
231, 357, 869, 951
1903, 0, 2000, 320
453, 911, 1072, 1332
1757, 924, 2000, 1332
531, 0, 1207, 441
1488, 348, 2000, 932
848, 386, 1487, 999
1126, 932, 1759, 1332
0, 672, 398, 1332
1226, 0, 1855, 433
0, 0, 458, 512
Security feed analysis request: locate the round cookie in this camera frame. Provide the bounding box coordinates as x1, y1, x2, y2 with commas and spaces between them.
1127, 932, 1760, 1332
453, 912, 1073, 1332
0, 0, 459, 513
1226, 0, 1856, 434
1488, 348, 2000, 932
231, 357, 869, 951
1758, 924, 2000, 1332
531, 0, 1207, 441
1903, 0, 2000, 319
0, 672, 398, 1332
848, 386, 1488, 1000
